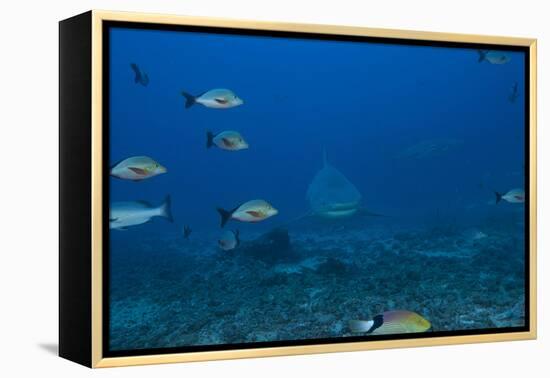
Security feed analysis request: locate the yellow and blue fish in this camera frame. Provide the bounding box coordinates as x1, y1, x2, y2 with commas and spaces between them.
349, 310, 431, 335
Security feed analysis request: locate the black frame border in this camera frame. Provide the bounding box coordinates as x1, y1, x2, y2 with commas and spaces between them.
101, 20, 531, 359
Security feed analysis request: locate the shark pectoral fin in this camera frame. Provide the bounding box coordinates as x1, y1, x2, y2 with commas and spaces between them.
358, 208, 387, 217
135, 200, 153, 207
275, 211, 313, 229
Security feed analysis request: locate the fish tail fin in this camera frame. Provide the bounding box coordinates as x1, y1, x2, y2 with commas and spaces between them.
160, 195, 174, 222
217, 207, 234, 228
495, 191, 503, 204
348, 320, 374, 333
477, 50, 487, 63
206, 131, 215, 149
181, 91, 196, 108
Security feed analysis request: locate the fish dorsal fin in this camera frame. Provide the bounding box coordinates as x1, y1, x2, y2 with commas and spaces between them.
136, 200, 153, 207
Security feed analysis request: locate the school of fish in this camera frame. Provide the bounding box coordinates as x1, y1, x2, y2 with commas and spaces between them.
108, 54, 524, 336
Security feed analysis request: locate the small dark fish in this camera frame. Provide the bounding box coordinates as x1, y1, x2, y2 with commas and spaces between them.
183, 225, 192, 239
508, 82, 519, 103
130, 63, 149, 86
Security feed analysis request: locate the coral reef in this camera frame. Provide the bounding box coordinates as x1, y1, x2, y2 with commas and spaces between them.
238, 227, 299, 264
109, 220, 526, 351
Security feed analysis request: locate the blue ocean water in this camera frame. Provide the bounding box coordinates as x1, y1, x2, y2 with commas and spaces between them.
108, 26, 526, 352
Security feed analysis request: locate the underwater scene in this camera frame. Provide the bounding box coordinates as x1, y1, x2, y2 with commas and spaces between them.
108, 26, 527, 352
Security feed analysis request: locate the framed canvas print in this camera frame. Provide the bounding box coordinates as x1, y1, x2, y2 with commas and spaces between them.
59, 10, 537, 368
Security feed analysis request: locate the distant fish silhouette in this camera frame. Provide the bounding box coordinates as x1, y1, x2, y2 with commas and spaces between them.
395, 138, 463, 160
130, 63, 149, 86
477, 50, 511, 65
508, 82, 519, 103
494, 188, 525, 204
183, 225, 192, 240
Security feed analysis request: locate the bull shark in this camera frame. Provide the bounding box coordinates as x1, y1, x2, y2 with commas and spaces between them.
305, 151, 382, 219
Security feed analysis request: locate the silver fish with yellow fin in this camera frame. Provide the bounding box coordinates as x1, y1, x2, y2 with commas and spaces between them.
217, 200, 278, 228
181, 88, 243, 109
349, 310, 431, 335
110, 156, 167, 181
207, 130, 249, 151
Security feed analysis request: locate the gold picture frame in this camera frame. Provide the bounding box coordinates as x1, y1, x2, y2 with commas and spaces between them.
59, 10, 537, 368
